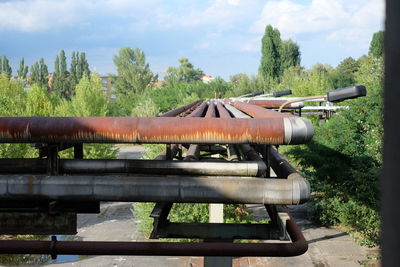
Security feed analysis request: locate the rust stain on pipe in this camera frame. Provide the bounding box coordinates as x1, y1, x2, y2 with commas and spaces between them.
0, 117, 287, 145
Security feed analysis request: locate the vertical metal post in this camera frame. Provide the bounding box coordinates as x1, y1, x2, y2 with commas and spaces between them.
166, 144, 172, 160
74, 144, 83, 159
205, 144, 232, 267
46, 144, 59, 176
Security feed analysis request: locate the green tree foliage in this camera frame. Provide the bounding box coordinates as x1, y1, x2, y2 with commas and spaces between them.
53, 50, 71, 99
229, 73, 274, 97
113, 47, 156, 95
70, 51, 90, 90
0, 74, 36, 158
164, 58, 204, 84
26, 84, 53, 116
30, 58, 49, 88
280, 39, 301, 72
56, 73, 117, 159
259, 25, 282, 80
1, 56, 12, 77
330, 57, 360, 88
17, 57, 29, 79
368, 31, 384, 58
283, 55, 383, 246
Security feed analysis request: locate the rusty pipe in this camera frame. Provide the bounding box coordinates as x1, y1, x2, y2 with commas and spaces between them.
0, 211, 307, 256
225, 103, 314, 145
0, 116, 314, 145
160, 100, 202, 117
187, 101, 208, 117
216, 102, 231, 118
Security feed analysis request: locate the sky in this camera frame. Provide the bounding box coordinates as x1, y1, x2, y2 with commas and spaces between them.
0, 0, 385, 80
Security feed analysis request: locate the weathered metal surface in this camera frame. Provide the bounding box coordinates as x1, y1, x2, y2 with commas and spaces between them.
270, 148, 303, 180
187, 101, 208, 117
0, 117, 296, 145
0, 211, 307, 257
227, 98, 304, 108
152, 222, 276, 240
224, 104, 314, 144
0, 174, 310, 204
0, 159, 266, 177
160, 100, 202, 117
216, 102, 232, 118
0, 212, 77, 235
205, 102, 216, 118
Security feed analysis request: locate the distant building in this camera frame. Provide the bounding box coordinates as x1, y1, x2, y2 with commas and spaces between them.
100, 76, 116, 101
201, 75, 214, 83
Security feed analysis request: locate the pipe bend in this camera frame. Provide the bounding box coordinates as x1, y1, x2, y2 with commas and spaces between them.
292, 178, 310, 204
284, 117, 314, 145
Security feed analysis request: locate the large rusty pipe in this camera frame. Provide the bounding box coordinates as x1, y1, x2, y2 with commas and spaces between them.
0, 159, 266, 177
0, 175, 310, 204
0, 211, 307, 256
160, 100, 202, 117
0, 117, 314, 145
225, 103, 314, 145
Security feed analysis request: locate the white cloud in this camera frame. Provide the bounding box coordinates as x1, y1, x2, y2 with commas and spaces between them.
0, 0, 161, 32
252, 0, 384, 42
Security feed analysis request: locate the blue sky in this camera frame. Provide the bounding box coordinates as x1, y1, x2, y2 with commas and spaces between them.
0, 0, 385, 79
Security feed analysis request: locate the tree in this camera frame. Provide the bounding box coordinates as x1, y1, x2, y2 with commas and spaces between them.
30, 58, 49, 88
164, 58, 204, 83
259, 25, 282, 80
280, 39, 301, 72
113, 47, 157, 95
53, 50, 71, 99
330, 57, 360, 88
17, 57, 29, 79
369, 31, 384, 58
1, 56, 12, 77
26, 84, 53, 116
69, 51, 78, 90
79, 52, 90, 77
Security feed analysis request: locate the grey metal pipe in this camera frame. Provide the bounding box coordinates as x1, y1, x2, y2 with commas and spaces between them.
0, 175, 309, 205
0, 159, 266, 177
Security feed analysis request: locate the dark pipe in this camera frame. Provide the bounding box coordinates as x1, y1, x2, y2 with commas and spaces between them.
270, 148, 302, 179
0, 211, 307, 257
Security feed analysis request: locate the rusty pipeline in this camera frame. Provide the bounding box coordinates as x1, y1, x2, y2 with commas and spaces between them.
160, 100, 202, 117
0, 116, 313, 145
187, 101, 208, 117
226, 102, 314, 145
0, 210, 307, 257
